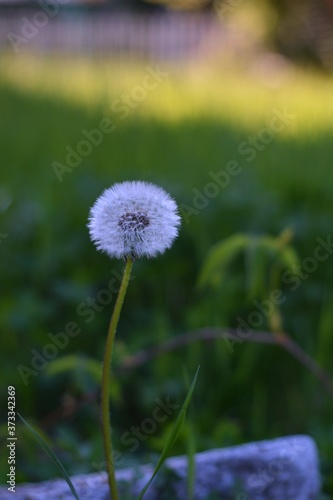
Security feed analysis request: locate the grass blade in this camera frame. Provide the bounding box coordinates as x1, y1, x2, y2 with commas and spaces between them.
182, 366, 196, 500
137, 366, 200, 500
17, 412, 79, 500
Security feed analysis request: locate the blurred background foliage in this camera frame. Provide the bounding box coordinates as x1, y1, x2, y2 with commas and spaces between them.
1, 0, 333, 497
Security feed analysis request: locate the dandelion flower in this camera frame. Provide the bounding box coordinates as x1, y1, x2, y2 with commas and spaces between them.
88, 181, 181, 259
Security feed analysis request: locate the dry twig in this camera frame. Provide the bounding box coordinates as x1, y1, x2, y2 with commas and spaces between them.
117, 328, 333, 400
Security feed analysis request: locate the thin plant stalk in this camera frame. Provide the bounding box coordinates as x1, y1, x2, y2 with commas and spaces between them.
101, 257, 133, 500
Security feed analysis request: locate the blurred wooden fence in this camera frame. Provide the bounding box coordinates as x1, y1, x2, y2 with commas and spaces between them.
0, 11, 247, 59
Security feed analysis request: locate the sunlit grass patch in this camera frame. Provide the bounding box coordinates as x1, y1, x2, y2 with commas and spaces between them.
1, 52, 333, 134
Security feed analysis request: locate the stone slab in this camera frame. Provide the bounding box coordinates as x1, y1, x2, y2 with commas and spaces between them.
0, 435, 320, 499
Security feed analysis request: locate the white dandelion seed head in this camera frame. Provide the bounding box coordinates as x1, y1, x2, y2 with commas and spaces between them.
88, 181, 181, 260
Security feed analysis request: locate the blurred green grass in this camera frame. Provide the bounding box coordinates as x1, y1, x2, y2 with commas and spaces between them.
1, 53, 333, 494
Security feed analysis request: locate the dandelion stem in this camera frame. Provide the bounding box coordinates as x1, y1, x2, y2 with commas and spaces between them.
101, 257, 133, 500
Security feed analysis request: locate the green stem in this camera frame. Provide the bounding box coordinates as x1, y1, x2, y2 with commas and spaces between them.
101, 257, 133, 500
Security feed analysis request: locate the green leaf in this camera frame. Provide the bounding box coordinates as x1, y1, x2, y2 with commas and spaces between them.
244, 237, 269, 301
199, 234, 248, 289
245, 234, 299, 300
276, 245, 300, 271
316, 292, 333, 368
17, 413, 79, 500
137, 366, 200, 500
45, 354, 79, 376
182, 366, 196, 500
46, 354, 101, 381
186, 408, 196, 500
